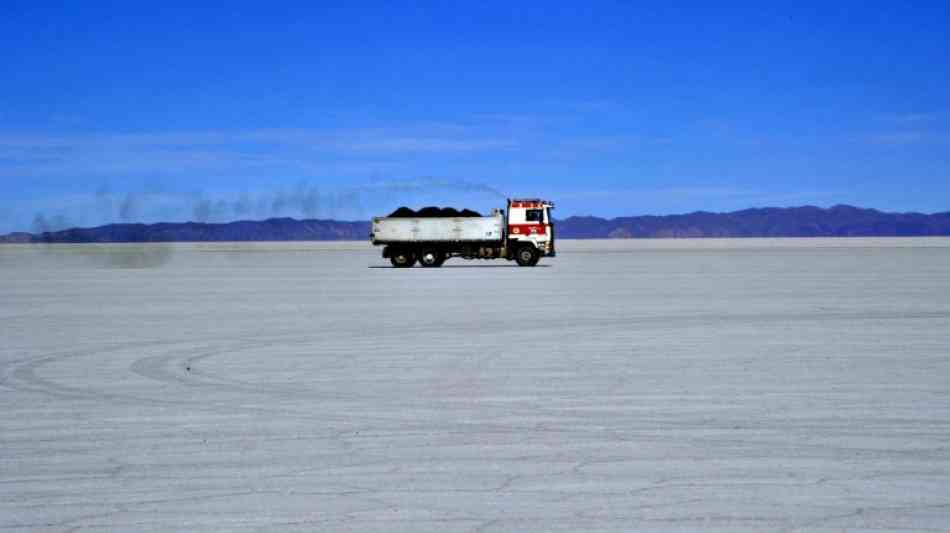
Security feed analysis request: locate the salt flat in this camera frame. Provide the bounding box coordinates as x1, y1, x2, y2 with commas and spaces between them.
2, 238, 950, 532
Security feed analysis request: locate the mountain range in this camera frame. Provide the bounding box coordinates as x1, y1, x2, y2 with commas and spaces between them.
3, 205, 949, 243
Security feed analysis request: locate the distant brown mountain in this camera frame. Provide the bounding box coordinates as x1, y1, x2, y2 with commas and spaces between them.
4, 218, 371, 243
557, 205, 950, 238
2, 205, 949, 243
0, 232, 33, 243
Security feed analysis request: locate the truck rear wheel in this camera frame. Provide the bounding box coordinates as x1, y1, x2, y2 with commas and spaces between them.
418, 249, 445, 268
515, 245, 539, 267
390, 250, 416, 268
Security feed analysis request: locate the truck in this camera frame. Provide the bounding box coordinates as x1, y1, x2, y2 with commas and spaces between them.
370, 199, 556, 267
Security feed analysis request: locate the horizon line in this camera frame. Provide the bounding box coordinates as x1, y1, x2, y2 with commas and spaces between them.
10, 203, 950, 238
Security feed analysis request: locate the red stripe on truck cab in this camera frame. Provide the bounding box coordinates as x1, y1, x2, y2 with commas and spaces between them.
509, 224, 546, 235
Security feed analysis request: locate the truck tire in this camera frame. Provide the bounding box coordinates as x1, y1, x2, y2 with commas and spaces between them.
515, 245, 539, 267
390, 250, 416, 268
418, 249, 445, 268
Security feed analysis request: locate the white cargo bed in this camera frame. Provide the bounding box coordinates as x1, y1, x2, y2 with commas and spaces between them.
372, 215, 504, 243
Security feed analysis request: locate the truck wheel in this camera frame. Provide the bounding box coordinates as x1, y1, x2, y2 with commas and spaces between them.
390, 250, 416, 268
515, 245, 539, 267
418, 249, 444, 268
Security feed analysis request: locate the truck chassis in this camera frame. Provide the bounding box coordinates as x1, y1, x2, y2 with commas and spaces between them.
381, 240, 541, 268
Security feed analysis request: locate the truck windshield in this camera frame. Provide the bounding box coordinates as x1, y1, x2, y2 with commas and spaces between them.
526, 209, 544, 222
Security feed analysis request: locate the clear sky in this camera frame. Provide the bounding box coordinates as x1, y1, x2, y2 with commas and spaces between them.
2, 1, 949, 232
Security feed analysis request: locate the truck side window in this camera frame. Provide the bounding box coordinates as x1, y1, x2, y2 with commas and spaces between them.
526, 209, 543, 222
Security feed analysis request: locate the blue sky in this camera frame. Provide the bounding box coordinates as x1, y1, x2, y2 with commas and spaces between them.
2, 1, 949, 232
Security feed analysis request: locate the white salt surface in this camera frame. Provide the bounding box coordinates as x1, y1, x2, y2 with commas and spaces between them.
2, 238, 950, 531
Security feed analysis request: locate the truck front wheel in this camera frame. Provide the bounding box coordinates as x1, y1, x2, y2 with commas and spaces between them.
390, 250, 416, 268
515, 245, 539, 267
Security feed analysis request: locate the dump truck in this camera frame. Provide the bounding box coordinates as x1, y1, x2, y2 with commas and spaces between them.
370, 199, 555, 267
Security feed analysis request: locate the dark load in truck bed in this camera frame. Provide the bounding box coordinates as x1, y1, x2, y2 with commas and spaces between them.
387, 206, 482, 218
